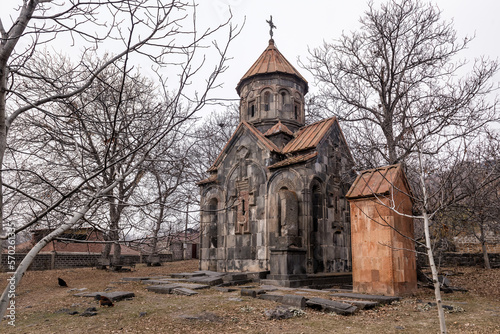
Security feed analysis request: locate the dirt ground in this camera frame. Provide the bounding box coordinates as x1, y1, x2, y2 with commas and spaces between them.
0, 260, 499, 333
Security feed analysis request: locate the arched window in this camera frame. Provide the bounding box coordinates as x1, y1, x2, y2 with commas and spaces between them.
294, 104, 299, 119
281, 92, 287, 108
312, 185, 322, 233
264, 92, 271, 111
249, 102, 255, 118
208, 198, 218, 248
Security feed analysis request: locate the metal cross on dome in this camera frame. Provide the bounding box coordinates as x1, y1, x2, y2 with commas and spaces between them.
266, 15, 276, 39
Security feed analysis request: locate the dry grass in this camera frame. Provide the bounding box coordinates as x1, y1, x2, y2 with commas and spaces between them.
1, 261, 499, 333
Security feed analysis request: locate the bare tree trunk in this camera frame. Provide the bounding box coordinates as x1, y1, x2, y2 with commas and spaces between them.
482, 241, 491, 270
423, 211, 447, 334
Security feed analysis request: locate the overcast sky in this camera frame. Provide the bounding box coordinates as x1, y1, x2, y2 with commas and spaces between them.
2, 0, 499, 111
197, 0, 500, 105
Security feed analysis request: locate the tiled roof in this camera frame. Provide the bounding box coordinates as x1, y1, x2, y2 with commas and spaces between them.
268, 151, 318, 169
346, 164, 411, 199
264, 121, 294, 137
237, 39, 308, 93
282, 117, 336, 154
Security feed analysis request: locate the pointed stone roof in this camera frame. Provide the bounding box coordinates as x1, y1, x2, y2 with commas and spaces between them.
236, 39, 308, 94
206, 121, 280, 172
263, 121, 294, 137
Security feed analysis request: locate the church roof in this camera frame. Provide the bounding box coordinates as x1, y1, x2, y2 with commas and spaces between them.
207, 121, 280, 172
346, 164, 413, 200
268, 151, 318, 169
282, 117, 336, 154
264, 121, 294, 137
236, 39, 308, 94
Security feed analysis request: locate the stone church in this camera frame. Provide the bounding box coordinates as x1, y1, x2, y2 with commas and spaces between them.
198, 37, 355, 281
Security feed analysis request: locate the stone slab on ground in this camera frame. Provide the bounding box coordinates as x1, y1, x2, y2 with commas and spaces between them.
339, 299, 379, 310
121, 276, 166, 281
306, 297, 357, 315
331, 292, 401, 304
172, 288, 198, 296
187, 276, 223, 286
260, 285, 279, 292
281, 294, 306, 309
141, 279, 188, 285
298, 288, 330, 294
146, 284, 181, 294
75, 291, 135, 302
194, 270, 226, 277
170, 272, 206, 278
258, 293, 284, 303
214, 287, 237, 293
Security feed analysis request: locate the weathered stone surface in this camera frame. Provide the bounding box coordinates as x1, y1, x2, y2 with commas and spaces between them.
339, 299, 379, 310
76, 291, 135, 301
198, 40, 354, 280
240, 289, 257, 298
146, 284, 180, 294
306, 298, 357, 315
172, 288, 198, 296
258, 294, 283, 303
330, 292, 400, 304
214, 287, 237, 293
121, 277, 165, 281
171, 272, 205, 278
141, 279, 187, 285
187, 276, 223, 286
281, 294, 306, 309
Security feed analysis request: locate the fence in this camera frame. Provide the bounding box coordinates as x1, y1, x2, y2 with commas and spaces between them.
0, 252, 173, 272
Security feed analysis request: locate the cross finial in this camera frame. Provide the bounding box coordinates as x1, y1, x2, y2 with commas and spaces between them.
266, 15, 276, 39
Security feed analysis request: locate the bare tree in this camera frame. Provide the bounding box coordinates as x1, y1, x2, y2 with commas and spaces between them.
302, 0, 498, 168
302, 1, 499, 332
0, 0, 240, 321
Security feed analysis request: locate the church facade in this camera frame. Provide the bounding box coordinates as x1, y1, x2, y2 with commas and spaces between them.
198, 38, 355, 278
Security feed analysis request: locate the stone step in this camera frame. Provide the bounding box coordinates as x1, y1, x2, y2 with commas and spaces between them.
141, 279, 187, 285
330, 292, 400, 304
306, 297, 357, 315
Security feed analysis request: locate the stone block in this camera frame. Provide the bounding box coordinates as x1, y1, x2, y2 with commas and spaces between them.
330, 292, 400, 304
146, 284, 180, 294
306, 298, 357, 315
258, 293, 283, 303
281, 294, 306, 309
240, 289, 257, 298
172, 288, 198, 296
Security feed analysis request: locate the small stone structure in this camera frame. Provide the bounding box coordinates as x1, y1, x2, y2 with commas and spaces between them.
346, 164, 417, 296
198, 38, 354, 285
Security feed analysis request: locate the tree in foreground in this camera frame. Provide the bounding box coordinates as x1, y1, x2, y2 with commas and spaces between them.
0, 0, 239, 321
303, 1, 499, 332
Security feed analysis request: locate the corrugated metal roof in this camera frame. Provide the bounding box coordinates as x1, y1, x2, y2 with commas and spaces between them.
264, 121, 294, 137
236, 39, 308, 93
346, 164, 409, 199
268, 151, 318, 169
282, 117, 336, 154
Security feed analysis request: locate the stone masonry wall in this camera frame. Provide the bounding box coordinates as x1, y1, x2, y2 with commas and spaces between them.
0, 252, 173, 272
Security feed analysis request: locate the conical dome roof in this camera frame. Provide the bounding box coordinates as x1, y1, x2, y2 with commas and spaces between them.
236, 39, 308, 94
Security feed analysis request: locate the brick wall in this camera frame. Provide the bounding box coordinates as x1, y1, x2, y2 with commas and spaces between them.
1, 252, 172, 272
